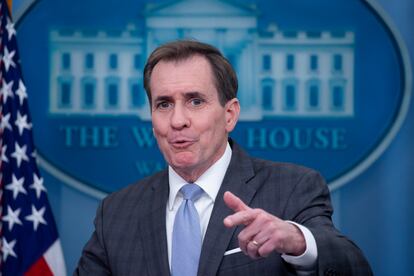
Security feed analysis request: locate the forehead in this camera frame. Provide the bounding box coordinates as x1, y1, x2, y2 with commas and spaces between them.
150, 55, 216, 96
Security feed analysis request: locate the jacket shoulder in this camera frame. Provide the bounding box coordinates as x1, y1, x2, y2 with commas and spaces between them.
230, 139, 322, 183
101, 169, 167, 210
251, 156, 322, 182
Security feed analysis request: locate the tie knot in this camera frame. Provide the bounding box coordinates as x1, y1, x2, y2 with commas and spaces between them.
180, 184, 203, 201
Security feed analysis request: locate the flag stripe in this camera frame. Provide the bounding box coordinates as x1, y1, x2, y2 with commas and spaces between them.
44, 239, 67, 275
24, 256, 53, 276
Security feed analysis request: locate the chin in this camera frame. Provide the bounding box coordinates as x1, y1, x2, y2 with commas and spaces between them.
171, 159, 197, 170
168, 154, 196, 168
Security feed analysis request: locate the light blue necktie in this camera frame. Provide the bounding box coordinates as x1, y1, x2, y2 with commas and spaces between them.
171, 184, 204, 276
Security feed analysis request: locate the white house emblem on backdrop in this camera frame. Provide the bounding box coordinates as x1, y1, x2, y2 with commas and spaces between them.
16, 0, 411, 195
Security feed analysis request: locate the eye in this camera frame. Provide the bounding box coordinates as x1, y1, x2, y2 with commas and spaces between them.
190, 98, 204, 106
156, 101, 172, 110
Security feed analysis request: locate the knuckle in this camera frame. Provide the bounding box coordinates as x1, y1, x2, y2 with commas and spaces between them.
265, 219, 275, 229
238, 231, 247, 243
272, 234, 286, 252
272, 231, 282, 245
246, 246, 257, 258
257, 212, 266, 221
258, 247, 269, 257
242, 214, 250, 224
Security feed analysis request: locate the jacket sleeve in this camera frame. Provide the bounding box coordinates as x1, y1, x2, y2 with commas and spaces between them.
283, 170, 373, 276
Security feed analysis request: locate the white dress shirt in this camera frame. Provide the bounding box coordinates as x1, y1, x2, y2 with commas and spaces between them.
166, 143, 317, 272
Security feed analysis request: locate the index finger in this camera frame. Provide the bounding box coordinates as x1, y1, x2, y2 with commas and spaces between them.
223, 191, 250, 213
223, 191, 253, 228
223, 209, 258, 228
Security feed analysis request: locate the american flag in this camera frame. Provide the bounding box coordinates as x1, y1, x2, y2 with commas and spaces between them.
0, 1, 66, 275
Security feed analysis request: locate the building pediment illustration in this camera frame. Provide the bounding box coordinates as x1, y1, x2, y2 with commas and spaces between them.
145, 0, 258, 17
145, 0, 258, 30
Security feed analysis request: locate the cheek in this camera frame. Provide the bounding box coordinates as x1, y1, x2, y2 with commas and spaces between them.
152, 127, 169, 153
199, 118, 226, 143
152, 117, 168, 136
212, 115, 227, 133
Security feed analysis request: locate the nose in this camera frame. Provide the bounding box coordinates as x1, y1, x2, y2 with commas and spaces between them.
170, 104, 190, 130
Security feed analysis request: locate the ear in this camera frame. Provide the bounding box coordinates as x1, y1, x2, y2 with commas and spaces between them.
224, 98, 240, 133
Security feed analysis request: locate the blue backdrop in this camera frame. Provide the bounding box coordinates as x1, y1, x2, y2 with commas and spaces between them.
11, 0, 414, 275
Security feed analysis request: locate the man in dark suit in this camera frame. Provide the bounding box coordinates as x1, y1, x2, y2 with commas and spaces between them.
75, 40, 372, 275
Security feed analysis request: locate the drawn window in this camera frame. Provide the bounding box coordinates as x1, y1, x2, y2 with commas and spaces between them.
309, 84, 319, 108
85, 53, 94, 70
286, 54, 295, 71
262, 85, 273, 110
105, 78, 120, 108
332, 85, 344, 109
333, 54, 343, 72
109, 54, 118, 70
82, 81, 95, 108
310, 55, 318, 71
59, 81, 72, 107
134, 54, 141, 70
284, 83, 297, 110
130, 82, 145, 107
262, 54, 272, 71
61, 53, 71, 70
108, 84, 118, 107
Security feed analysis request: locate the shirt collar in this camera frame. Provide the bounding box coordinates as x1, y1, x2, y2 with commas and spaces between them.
168, 142, 232, 210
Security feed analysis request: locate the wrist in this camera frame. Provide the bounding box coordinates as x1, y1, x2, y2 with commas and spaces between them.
286, 222, 306, 256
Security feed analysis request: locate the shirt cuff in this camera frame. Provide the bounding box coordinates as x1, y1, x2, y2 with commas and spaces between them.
281, 221, 318, 269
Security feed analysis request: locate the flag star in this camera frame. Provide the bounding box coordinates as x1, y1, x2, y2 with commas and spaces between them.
11, 142, 29, 167
3, 47, 16, 72
1, 79, 14, 104
0, 112, 12, 131
30, 174, 47, 199
6, 174, 27, 199
2, 206, 23, 231
25, 205, 47, 231
16, 79, 28, 105
2, 238, 17, 261
15, 112, 32, 135
1, 144, 9, 163
6, 18, 17, 40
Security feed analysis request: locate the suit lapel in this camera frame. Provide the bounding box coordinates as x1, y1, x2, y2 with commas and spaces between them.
198, 142, 261, 276
139, 171, 171, 276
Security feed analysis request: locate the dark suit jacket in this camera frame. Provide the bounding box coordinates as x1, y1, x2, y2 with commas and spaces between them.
75, 140, 372, 276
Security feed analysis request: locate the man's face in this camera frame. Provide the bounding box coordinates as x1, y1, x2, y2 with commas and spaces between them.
150, 55, 239, 181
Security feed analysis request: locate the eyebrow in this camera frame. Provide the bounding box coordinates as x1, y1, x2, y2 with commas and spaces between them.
153, 91, 206, 103
183, 91, 206, 100
153, 95, 173, 103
